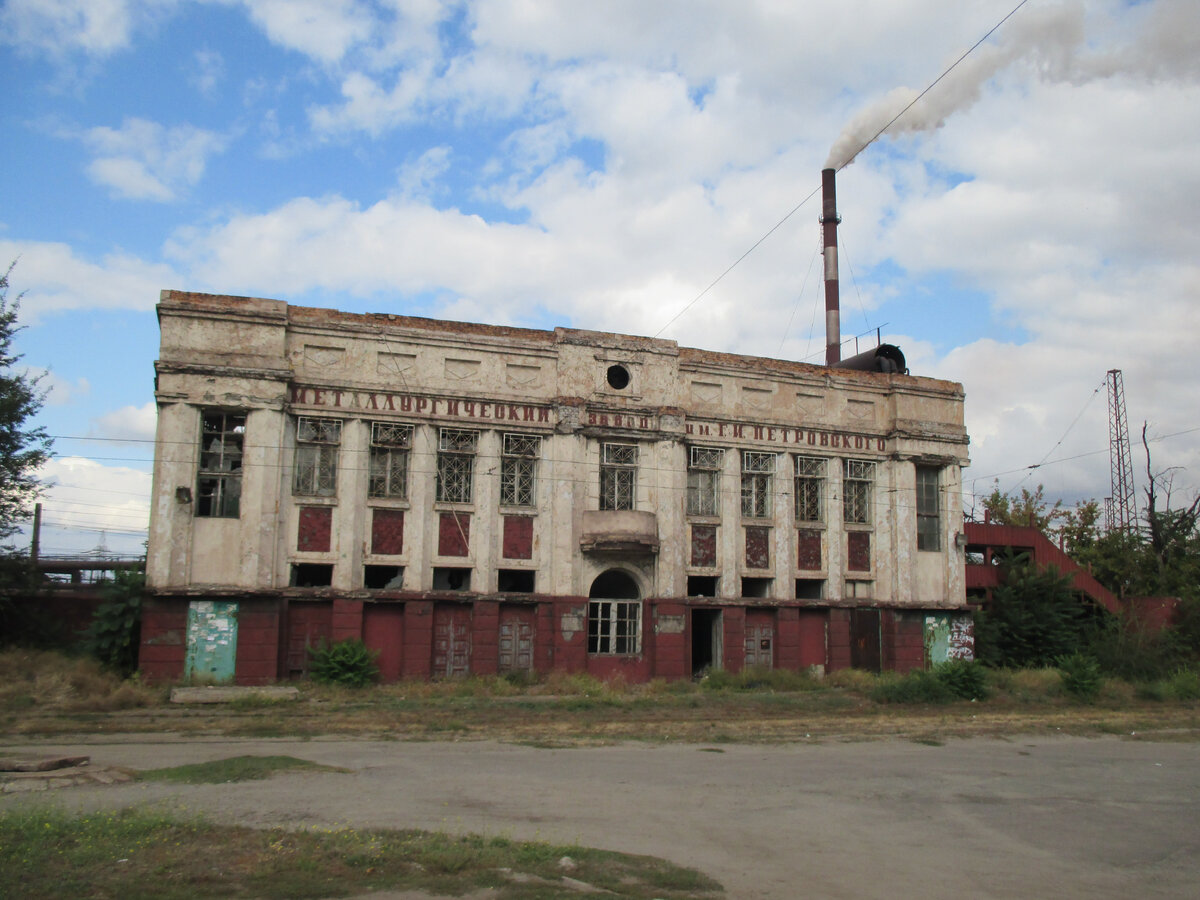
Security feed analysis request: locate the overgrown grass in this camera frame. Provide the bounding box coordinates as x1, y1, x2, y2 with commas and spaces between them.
136, 755, 347, 784
0, 807, 723, 900
0, 648, 161, 713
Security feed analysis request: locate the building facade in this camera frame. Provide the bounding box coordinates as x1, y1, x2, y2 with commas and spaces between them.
141, 291, 973, 684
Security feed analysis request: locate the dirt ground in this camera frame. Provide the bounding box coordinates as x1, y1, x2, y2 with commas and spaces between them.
3, 733, 1198, 899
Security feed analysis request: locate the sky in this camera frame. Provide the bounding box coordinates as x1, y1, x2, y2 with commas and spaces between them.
2, 0, 1198, 558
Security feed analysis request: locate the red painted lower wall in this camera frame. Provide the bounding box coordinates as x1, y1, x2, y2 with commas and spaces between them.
138, 594, 965, 684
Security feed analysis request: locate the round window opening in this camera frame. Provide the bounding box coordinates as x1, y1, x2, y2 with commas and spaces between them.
606, 364, 631, 390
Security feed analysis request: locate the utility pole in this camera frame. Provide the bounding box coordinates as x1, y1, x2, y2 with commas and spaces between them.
1106, 369, 1136, 533
30, 501, 41, 562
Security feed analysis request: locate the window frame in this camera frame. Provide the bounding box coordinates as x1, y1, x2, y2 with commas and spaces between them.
842, 458, 875, 525
436, 428, 479, 504
500, 432, 541, 508
793, 455, 826, 524
196, 410, 246, 518
740, 450, 775, 518
368, 421, 413, 500
686, 446, 724, 517
916, 465, 941, 551
293, 416, 342, 497
587, 599, 642, 655
599, 442, 638, 511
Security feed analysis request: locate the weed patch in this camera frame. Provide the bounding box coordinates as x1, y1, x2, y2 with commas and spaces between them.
136, 755, 345, 784
0, 808, 722, 900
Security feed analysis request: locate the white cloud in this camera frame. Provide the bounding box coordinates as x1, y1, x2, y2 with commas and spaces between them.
90, 402, 157, 442
0, 239, 179, 317
81, 117, 229, 201
238, 0, 374, 65
0, 0, 143, 57
22, 368, 91, 407
32, 457, 151, 557
189, 47, 225, 96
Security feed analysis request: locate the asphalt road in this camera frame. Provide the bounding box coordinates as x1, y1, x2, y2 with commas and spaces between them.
2, 734, 1197, 899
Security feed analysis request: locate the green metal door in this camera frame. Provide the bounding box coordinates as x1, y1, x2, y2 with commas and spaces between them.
184, 600, 239, 683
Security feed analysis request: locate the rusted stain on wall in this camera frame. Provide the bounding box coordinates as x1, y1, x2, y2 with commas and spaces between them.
297, 507, 332, 552
797, 529, 822, 570
847, 531, 871, 571
438, 512, 471, 556
502, 515, 533, 559
371, 509, 404, 555
745, 526, 770, 569
691, 524, 717, 567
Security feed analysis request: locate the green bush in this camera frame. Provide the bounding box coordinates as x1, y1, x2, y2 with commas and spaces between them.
870, 670, 954, 704
81, 569, 144, 676
1057, 652, 1103, 703
1167, 668, 1200, 701
933, 659, 990, 700
1088, 615, 1182, 681
308, 638, 379, 688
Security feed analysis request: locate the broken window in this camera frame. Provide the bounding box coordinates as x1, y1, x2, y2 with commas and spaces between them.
741, 451, 775, 518
497, 569, 535, 592
196, 411, 245, 517
843, 458, 875, 525
587, 600, 641, 655
794, 455, 826, 524
686, 446, 724, 516
293, 416, 341, 497
500, 433, 540, 507
290, 563, 333, 587
432, 566, 472, 591
916, 465, 941, 550
599, 442, 637, 511
368, 422, 412, 499
364, 565, 404, 590
436, 428, 478, 503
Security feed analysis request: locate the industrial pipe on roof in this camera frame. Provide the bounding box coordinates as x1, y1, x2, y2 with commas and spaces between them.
821, 167, 841, 366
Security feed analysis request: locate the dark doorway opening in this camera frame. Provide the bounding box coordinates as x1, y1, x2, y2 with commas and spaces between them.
692, 608, 722, 677
850, 608, 882, 672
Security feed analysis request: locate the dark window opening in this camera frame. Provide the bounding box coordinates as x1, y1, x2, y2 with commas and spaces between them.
497, 569, 535, 592
687, 575, 718, 597
433, 567, 472, 591
741, 577, 773, 598
290, 563, 333, 587
795, 578, 824, 601
364, 565, 404, 590
606, 364, 630, 390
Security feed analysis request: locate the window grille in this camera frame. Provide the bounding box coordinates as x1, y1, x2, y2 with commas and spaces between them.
916, 466, 941, 550
501, 433, 540, 507
687, 446, 724, 516
587, 600, 641, 655
196, 411, 245, 517
794, 455, 826, 523
600, 442, 637, 510
843, 458, 875, 524
741, 451, 775, 518
294, 416, 341, 496
437, 428, 478, 503
368, 422, 412, 499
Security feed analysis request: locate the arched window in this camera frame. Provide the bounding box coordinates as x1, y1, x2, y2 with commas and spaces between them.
587, 570, 641, 655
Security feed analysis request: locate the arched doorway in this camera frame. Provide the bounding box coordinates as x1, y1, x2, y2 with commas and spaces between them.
587, 569, 641, 655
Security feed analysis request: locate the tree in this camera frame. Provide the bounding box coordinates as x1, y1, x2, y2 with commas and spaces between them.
0, 262, 51, 544
973, 551, 1099, 668
980, 482, 1062, 534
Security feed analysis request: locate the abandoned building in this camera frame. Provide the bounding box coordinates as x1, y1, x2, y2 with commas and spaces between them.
139, 287, 974, 685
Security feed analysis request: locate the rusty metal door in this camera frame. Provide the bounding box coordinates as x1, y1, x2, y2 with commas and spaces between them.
498, 605, 535, 674
433, 604, 471, 678
850, 608, 881, 672
743, 619, 775, 669
184, 600, 238, 684
286, 602, 332, 678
